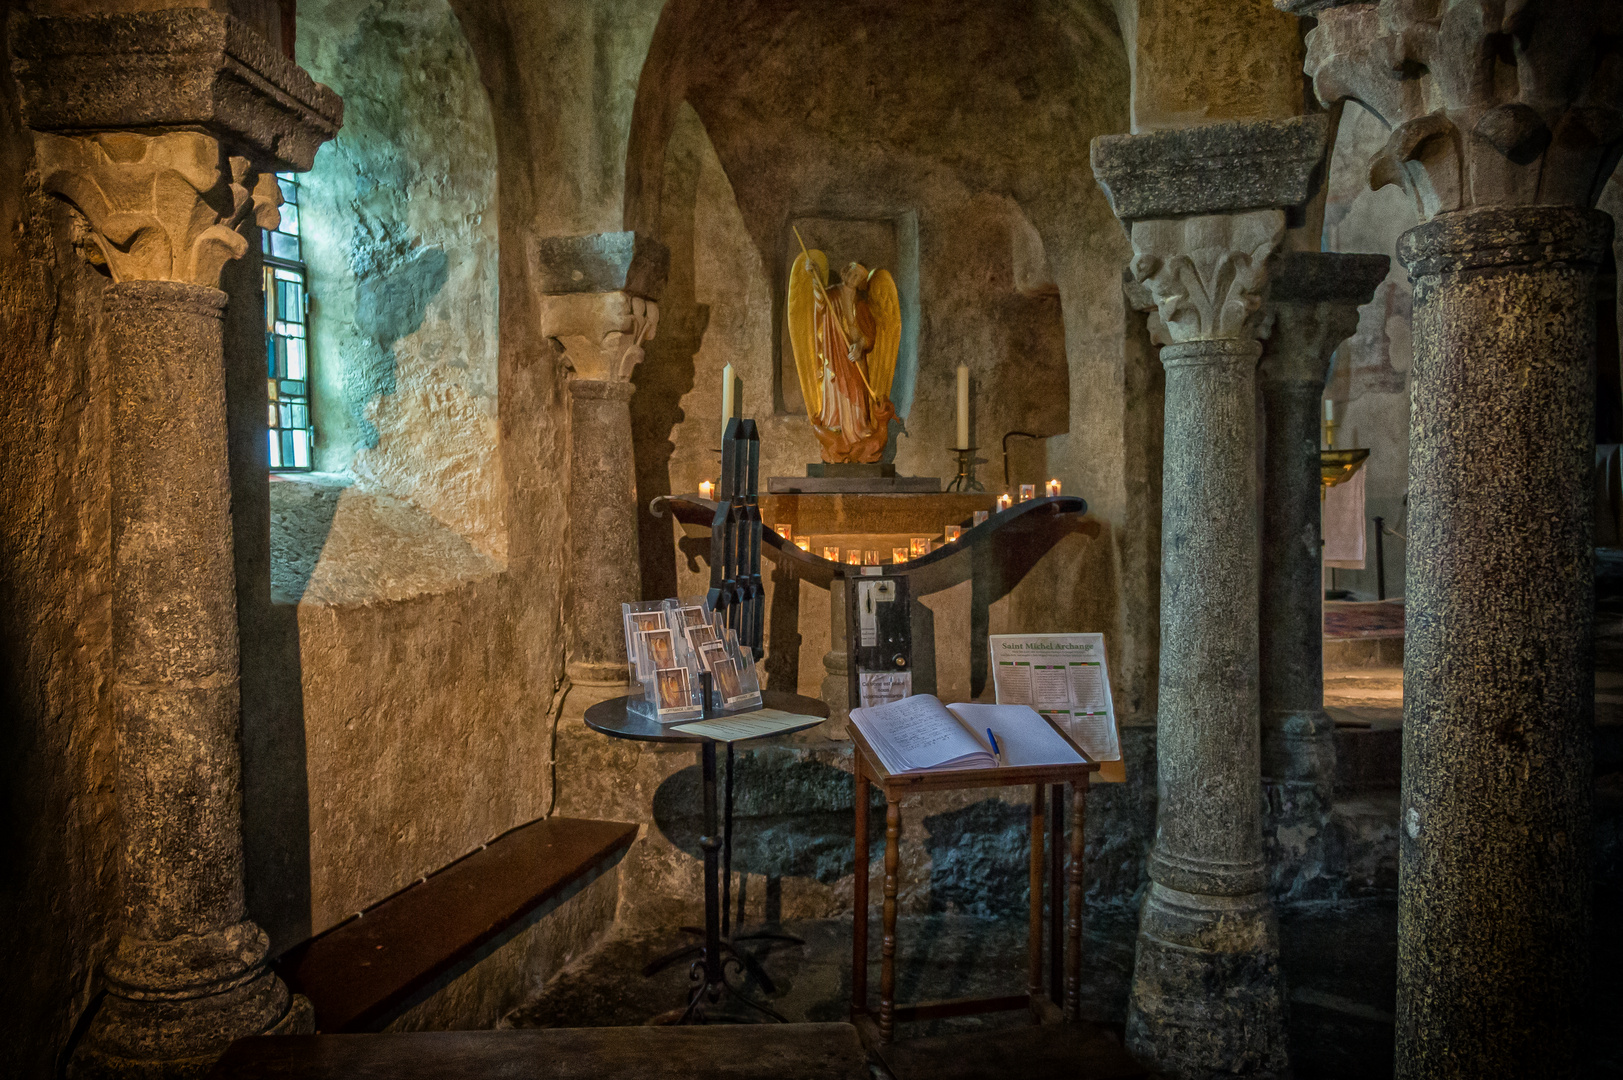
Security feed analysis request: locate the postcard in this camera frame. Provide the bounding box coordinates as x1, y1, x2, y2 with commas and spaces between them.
655, 666, 692, 713
639, 628, 677, 670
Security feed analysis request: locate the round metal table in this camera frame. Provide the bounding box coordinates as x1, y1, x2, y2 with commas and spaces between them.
583, 690, 829, 1023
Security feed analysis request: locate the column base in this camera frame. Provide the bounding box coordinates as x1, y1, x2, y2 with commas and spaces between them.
565, 657, 631, 688
1127, 881, 1290, 1079
71, 924, 310, 1079
820, 650, 850, 739
1262, 711, 1338, 902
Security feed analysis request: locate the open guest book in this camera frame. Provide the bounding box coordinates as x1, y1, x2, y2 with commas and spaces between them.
849, 694, 1088, 776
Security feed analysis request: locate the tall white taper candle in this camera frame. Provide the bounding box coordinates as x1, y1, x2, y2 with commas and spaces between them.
955, 363, 970, 449
722, 362, 736, 441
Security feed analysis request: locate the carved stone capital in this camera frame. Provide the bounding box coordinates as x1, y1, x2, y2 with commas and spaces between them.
1259, 251, 1390, 384
1126, 211, 1286, 345
36, 131, 280, 287
9, 8, 343, 171
1298, 1, 1623, 217
541, 291, 659, 382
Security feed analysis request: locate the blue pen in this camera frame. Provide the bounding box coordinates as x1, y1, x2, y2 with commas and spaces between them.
986, 728, 1003, 766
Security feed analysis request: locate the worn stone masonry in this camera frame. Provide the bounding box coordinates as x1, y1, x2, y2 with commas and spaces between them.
11, 10, 342, 1075
1285, 1, 1623, 1075
1093, 115, 1327, 1080
1258, 250, 1388, 903
537, 233, 667, 685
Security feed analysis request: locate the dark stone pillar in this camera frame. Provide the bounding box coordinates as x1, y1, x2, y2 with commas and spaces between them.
77, 282, 311, 1077
566, 378, 642, 684
1395, 206, 1607, 1076
1258, 251, 1388, 901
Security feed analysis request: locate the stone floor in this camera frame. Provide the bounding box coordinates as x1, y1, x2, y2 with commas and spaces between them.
501, 903, 1403, 1078
501, 587, 1623, 1077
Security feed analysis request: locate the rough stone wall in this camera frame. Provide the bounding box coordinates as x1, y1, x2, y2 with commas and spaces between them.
0, 9, 120, 1072
234, 0, 578, 974
1321, 102, 1420, 600
296, 0, 505, 561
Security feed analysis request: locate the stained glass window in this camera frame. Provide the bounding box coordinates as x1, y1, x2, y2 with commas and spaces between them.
264, 173, 313, 471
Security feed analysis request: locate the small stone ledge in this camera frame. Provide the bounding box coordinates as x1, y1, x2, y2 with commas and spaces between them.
1268, 251, 1391, 305
271, 475, 502, 607
530, 231, 670, 300
1090, 115, 1329, 223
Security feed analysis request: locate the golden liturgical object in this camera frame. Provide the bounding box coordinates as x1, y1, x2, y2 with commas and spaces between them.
787, 231, 902, 463
1320, 449, 1370, 491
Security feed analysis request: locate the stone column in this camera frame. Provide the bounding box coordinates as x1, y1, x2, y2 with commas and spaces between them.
1258, 251, 1388, 901
537, 236, 666, 684
12, 15, 341, 1075
1093, 115, 1326, 1079
34, 131, 308, 1077
1289, 4, 1623, 1075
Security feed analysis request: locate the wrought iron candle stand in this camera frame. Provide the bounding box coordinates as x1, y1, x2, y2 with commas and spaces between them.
644, 420, 801, 1023
639, 672, 796, 1024
707, 419, 765, 659
947, 446, 984, 493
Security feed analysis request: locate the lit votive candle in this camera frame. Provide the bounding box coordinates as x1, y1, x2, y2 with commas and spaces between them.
795, 538, 811, 552
1045, 478, 1062, 497
824, 545, 841, 562
944, 525, 963, 543
775, 523, 793, 541
864, 550, 881, 566
1019, 483, 1036, 502
910, 538, 930, 558
699, 480, 715, 500
846, 549, 863, 565
973, 510, 990, 526
892, 546, 910, 563
996, 493, 1012, 511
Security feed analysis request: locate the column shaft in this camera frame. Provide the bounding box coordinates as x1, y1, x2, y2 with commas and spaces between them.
567, 379, 641, 684
1257, 251, 1386, 902
84, 281, 298, 1074
1128, 337, 1288, 1078
1396, 206, 1605, 1078
1258, 373, 1336, 893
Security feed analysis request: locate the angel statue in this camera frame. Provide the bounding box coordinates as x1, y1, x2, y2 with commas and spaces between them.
787, 234, 901, 464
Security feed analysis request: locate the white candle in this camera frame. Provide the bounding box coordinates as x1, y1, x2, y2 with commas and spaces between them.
721, 363, 736, 441
955, 364, 970, 449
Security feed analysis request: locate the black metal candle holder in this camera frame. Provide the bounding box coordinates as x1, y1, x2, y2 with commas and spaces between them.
707, 419, 764, 659
947, 446, 983, 493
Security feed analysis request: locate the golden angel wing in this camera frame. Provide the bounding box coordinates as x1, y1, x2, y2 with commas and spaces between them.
865, 268, 901, 404
787, 249, 828, 418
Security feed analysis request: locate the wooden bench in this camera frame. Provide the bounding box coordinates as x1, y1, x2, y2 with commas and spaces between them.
275, 815, 638, 1033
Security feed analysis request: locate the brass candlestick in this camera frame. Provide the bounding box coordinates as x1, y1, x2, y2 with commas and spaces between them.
947, 447, 983, 493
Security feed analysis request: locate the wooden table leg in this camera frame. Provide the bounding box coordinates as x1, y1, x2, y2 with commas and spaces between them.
852, 772, 870, 1018
1049, 781, 1063, 1005
1065, 777, 1088, 1021
1028, 783, 1045, 1006
879, 797, 900, 1043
